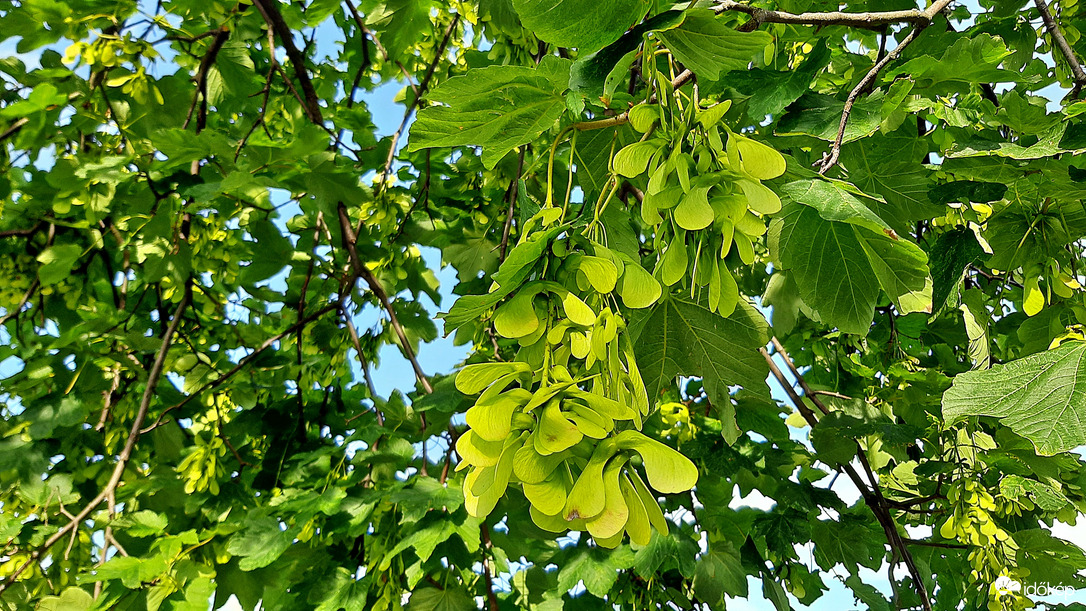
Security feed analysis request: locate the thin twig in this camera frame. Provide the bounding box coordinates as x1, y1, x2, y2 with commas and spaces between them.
142, 302, 342, 432
818, 0, 954, 174
343, 0, 418, 96
903, 538, 968, 549
760, 343, 933, 610
0, 92, 80, 143
341, 308, 385, 426
498, 149, 526, 261
716, 1, 947, 30
0, 222, 45, 239
1034, 0, 1086, 97
251, 0, 323, 124
375, 14, 460, 201
572, 69, 696, 132
182, 26, 230, 131
337, 203, 433, 395
0, 283, 192, 595
480, 524, 500, 611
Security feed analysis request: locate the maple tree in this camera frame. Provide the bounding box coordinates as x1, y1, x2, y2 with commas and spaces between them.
2, 0, 1086, 610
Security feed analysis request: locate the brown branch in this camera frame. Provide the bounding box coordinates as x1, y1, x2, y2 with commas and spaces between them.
340, 307, 385, 427
818, 0, 954, 174
0, 279, 39, 329
251, 0, 324, 124
337, 202, 433, 395
375, 14, 460, 200
182, 26, 230, 131
0, 283, 192, 596
1034, 0, 1086, 97
235, 25, 278, 159
573, 2, 955, 134
0, 222, 45, 239
343, 0, 418, 96
572, 69, 696, 132
0, 92, 80, 143
903, 537, 968, 549
498, 149, 526, 261
760, 342, 933, 611
716, 1, 948, 30
480, 523, 500, 611
142, 301, 341, 433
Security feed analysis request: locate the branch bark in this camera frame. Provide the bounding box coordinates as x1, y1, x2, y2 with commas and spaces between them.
182, 25, 231, 131
251, 0, 324, 124
375, 14, 460, 202
336, 202, 433, 395
1034, 0, 1086, 97
0, 283, 192, 596
760, 340, 933, 611
716, 1, 948, 30
818, 0, 954, 174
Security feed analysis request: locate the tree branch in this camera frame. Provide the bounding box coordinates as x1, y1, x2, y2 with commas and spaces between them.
182, 25, 230, 131
142, 301, 342, 433
818, 0, 953, 174
499, 149, 526, 262
716, 1, 949, 30
480, 523, 500, 611
760, 341, 933, 610
375, 14, 460, 201
336, 202, 433, 395
1034, 0, 1086, 97
0, 283, 192, 595
0, 92, 81, 144
251, 0, 324, 124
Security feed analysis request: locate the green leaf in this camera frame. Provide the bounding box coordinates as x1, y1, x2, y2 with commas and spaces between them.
35, 587, 93, 611
36, 244, 82, 286
1000, 476, 1070, 512
811, 515, 884, 575
721, 41, 831, 121
692, 542, 748, 604
776, 92, 884, 143
511, 0, 651, 52
408, 56, 572, 169
770, 204, 930, 335
762, 576, 790, 611
124, 510, 168, 537
844, 575, 891, 611
406, 587, 475, 611
887, 34, 1019, 87
779, 179, 891, 234
928, 180, 1008, 205
225, 516, 298, 571
1013, 529, 1086, 585
379, 514, 482, 570
960, 288, 991, 369
569, 10, 685, 95
943, 341, 1086, 454
658, 9, 772, 80
842, 149, 940, 236
929, 228, 985, 312
555, 544, 636, 597
634, 296, 771, 414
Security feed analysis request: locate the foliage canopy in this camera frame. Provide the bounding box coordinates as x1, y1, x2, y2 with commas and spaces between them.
2, 0, 1086, 610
